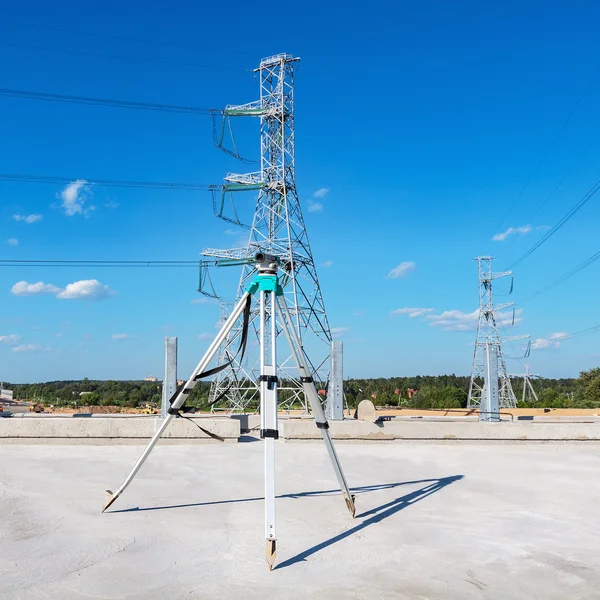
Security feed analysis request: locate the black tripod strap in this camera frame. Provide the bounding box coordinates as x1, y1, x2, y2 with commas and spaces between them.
169, 295, 252, 412
179, 415, 225, 442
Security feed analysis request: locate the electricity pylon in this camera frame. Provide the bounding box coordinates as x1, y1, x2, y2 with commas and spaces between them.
202, 54, 332, 412
467, 256, 518, 408
520, 365, 539, 405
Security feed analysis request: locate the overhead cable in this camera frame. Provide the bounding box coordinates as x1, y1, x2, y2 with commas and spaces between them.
0, 260, 198, 268
507, 176, 600, 268
0, 173, 210, 190
4, 18, 254, 58
531, 324, 600, 348
0, 87, 215, 115
527, 250, 600, 300
0, 40, 245, 72
492, 63, 600, 237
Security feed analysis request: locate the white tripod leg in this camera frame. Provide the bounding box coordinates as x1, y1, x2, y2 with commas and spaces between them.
102, 291, 252, 512
260, 289, 278, 569
276, 295, 356, 517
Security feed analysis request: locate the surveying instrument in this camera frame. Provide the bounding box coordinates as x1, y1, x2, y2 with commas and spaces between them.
102, 253, 356, 569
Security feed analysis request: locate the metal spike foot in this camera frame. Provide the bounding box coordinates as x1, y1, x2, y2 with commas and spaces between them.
102, 490, 119, 513
265, 539, 276, 571
345, 494, 356, 518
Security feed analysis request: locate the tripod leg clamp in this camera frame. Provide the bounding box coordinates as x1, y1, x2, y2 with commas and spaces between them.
316, 421, 330, 430
260, 429, 279, 439
259, 375, 278, 390
300, 376, 313, 383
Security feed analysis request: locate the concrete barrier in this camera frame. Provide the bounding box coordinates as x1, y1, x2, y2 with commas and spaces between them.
0, 414, 240, 444
279, 418, 600, 441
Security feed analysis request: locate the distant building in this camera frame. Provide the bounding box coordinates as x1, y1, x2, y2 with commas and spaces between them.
0, 389, 13, 401
144, 376, 158, 382
407, 388, 418, 398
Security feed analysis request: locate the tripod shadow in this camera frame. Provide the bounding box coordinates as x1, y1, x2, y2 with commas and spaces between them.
275, 474, 464, 569
109, 475, 462, 521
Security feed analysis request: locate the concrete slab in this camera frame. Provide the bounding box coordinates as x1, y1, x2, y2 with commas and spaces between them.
1, 442, 599, 599
0, 416, 240, 444
280, 418, 600, 440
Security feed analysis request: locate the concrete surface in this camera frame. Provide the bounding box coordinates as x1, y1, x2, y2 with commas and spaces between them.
0, 415, 239, 444
280, 418, 600, 441
1, 441, 599, 599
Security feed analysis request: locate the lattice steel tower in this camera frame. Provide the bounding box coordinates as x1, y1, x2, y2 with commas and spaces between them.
202, 53, 332, 412
467, 256, 518, 408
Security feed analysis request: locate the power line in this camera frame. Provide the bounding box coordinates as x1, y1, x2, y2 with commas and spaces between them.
531, 324, 600, 348
527, 250, 600, 301
504, 136, 598, 251
3, 18, 254, 59
0, 40, 246, 72
0, 260, 198, 268
0, 173, 210, 191
507, 176, 600, 269
527, 137, 597, 224
0, 87, 215, 115
492, 63, 600, 237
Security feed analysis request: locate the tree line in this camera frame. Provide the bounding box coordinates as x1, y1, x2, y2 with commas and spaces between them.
6, 369, 600, 409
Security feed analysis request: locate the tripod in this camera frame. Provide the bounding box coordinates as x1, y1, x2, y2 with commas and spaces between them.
102, 253, 356, 570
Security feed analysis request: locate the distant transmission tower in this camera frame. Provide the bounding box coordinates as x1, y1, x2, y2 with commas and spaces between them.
520, 365, 539, 405
202, 54, 332, 412
467, 256, 518, 409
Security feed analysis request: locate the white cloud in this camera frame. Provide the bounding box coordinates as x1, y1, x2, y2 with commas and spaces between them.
5, 238, 18, 246
191, 297, 217, 305
197, 333, 213, 340
13, 214, 43, 224
56, 280, 113, 300
313, 188, 329, 198
321, 260, 333, 268
111, 333, 130, 340
393, 306, 523, 332
391, 307, 435, 318
426, 309, 481, 331
331, 327, 350, 338
492, 225, 532, 242
12, 344, 52, 353
427, 308, 522, 331
58, 180, 94, 216
307, 199, 323, 212
105, 200, 119, 209
11, 279, 113, 300
353, 310, 364, 317
11, 281, 62, 296
531, 332, 569, 350
0, 334, 21, 345
386, 261, 416, 279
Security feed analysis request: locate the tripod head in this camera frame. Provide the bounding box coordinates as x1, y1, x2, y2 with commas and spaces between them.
255, 253, 280, 274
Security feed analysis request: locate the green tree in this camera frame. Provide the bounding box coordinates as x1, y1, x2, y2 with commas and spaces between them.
576, 368, 600, 408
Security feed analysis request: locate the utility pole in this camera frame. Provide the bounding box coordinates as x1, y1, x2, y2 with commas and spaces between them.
161, 337, 177, 419
329, 341, 344, 420
468, 256, 518, 409
202, 54, 332, 413
480, 343, 500, 421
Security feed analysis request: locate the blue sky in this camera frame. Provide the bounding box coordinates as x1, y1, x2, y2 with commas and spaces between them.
1, 0, 600, 382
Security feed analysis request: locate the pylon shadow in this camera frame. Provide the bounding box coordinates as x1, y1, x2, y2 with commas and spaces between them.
275, 474, 464, 570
